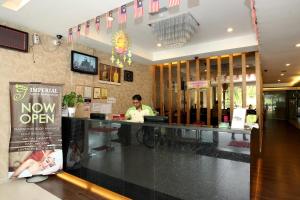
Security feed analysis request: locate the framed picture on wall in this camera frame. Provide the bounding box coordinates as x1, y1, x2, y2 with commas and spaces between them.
101, 88, 108, 99
124, 70, 133, 82
83, 86, 92, 98
93, 87, 101, 99
98, 63, 121, 85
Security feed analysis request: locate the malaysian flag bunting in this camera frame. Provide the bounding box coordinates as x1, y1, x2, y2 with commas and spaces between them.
134, 0, 144, 19
250, 0, 259, 41
77, 24, 81, 37
85, 20, 90, 35
68, 28, 73, 43
106, 11, 113, 29
168, 0, 181, 8
118, 5, 127, 24
149, 0, 160, 13
95, 16, 100, 32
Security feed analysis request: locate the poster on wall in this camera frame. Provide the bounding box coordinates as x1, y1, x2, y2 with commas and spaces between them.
99, 63, 121, 85
8, 82, 63, 179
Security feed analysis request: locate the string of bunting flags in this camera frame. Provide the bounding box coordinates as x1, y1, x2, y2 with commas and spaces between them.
67, 0, 181, 43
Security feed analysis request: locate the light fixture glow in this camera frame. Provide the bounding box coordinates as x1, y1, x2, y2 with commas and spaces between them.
281, 73, 284, 76
157, 43, 162, 47
107, 16, 114, 21
2, 0, 31, 11
296, 43, 300, 48
278, 79, 281, 82
286, 63, 291, 66
227, 27, 234, 33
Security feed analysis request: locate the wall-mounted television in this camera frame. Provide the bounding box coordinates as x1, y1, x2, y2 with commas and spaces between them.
71, 50, 98, 75
0, 25, 28, 52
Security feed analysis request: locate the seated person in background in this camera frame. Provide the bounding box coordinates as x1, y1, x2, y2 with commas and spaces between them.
125, 94, 154, 122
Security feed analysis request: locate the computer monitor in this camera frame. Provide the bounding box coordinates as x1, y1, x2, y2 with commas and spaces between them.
90, 113, 106, 120
144, 116, 168, 123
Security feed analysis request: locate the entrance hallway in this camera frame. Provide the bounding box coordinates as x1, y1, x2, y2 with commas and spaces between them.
251, 120, 300, 199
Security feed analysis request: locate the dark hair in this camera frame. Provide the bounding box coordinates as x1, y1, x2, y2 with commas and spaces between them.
132, 94, 142, 101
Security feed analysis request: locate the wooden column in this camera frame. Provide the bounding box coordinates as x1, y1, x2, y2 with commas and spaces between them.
186, 61, 191, 124
229, 55, 234, 121
255, 52, 263, 152
217, 57, 222, 123
206, 58, 211, 126
168, 63, 173, 123
152, 65, 157, 109
195, 58, 201, 123
177, 62, 182, 124
242, 53, 247, 108
159, 64, 164, 116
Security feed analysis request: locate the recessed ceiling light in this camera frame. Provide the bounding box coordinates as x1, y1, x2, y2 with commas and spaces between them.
286, 63, 291, 66
296, 43, 300, 48
2, 0, 31, 11
278, 79, 281, 82
281, 73, 284, 76
157, 43, 162, 47
227, 27, 234, 33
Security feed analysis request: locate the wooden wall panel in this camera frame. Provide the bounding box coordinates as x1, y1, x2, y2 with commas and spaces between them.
186, 61, 190, 124
229, 55, 234, 120
168, 63, 172, 123
206, 58, 211, 126
255, 52, 263, 152
242, 53, 247, 108
217, 57, 222, 123
159, 64, 164, 116
152, 65, 156, 108
177, 62, 181, 124
195, 59, 200, 122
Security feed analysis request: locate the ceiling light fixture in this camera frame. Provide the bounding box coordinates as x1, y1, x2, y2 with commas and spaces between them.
278, 79, 281, 82
157, 43, 162, 47
296, 43, 300, 48
281, 73, 284, 76
227, 27, 234, 33
2, 0, 31, 11
286, 63, 291, 66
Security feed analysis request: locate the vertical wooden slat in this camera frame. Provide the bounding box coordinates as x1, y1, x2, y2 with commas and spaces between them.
186, 61, 191, 124
206, 58, 211, 126
195, 58, 200, 123
229, 55, 234, 121
160, 64, 164, 116
177, 62, 182, 124
255, 52, 263, 152
217, 57, 222, 123
242, 53, 247, 108
152, 65, 156, 109
168, 63, 172, 123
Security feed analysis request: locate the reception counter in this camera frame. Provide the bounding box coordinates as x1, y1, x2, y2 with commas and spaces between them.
62, 117, 257, 200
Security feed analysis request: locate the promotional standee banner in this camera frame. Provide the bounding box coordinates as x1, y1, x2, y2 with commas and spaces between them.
8, 82, 63, 179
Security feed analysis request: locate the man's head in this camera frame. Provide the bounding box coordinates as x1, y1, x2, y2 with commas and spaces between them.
132, 94, 142, 109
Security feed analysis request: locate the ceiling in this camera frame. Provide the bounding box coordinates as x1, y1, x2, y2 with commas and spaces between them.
0, 0, 258, 64
256, 0, 300, 85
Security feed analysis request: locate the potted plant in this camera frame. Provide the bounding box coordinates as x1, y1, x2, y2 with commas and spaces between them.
63, 92, 84, 117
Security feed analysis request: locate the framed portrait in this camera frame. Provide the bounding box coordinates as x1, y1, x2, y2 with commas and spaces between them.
93, 87, 101, 99
101, 88, 108, 99
83, 86, 92, 98
99, 63, 111, 82
110, 66, 121, 84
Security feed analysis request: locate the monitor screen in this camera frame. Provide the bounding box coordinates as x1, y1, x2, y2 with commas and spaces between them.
71, 50, 98, 75
144, 116, 168, 123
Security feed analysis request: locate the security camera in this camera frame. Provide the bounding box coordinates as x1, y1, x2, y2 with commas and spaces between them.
56, 35, 63, 40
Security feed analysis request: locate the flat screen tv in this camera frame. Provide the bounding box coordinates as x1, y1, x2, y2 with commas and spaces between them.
71, 50, 98, 75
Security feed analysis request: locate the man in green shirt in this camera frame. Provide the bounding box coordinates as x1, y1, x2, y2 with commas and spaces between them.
125, 94, 154, 122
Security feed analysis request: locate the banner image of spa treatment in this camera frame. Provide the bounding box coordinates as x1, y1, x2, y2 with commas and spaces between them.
8, 82, 63, 179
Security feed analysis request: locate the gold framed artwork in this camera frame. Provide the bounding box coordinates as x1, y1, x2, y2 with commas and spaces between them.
101, 88, 108, 99
99, 63, 121, 85
93, 87, 101, 99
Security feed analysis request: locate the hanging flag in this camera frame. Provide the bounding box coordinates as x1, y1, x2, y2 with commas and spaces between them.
134, 0, 144, 19
95, 16, 100, 32
85, 20, 90, 35
68, 28, 73, 43
250, 0, 259, 41
149, 0, 160, 13
77, 24, 81, 37
118, 5, 127, 24
106, 11, 113, 29
168, 0, 181, 8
